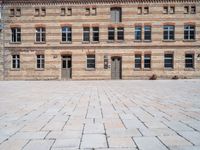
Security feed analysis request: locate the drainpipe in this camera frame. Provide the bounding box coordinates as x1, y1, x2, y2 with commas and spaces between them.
1, 2, 5, 80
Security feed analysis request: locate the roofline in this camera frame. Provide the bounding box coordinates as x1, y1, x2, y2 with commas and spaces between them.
2, 0, 200, 5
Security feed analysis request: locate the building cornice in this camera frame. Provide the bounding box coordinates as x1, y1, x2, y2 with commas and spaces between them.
2, 0, 200, 5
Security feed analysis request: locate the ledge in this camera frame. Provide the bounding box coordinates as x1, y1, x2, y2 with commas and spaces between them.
34, 42, 46, 44
60, 41, 72, 44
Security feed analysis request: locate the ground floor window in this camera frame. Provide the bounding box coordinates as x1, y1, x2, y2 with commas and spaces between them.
12, 54, 20, 69
87, 54, 95, 69
185, 54, 194, 68
135, 54, 142, 69
36, 54, 45, 69
164, 53, 173, 68
104, 55, 109, 69
144, 54, 151, 68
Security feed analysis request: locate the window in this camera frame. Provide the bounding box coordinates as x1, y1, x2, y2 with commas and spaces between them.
85, 8, 90, 16
62, 26, 72, 42
83, 27, 90, 42
185, 54, 194, 68
87, 55, 95, 69
61, 8, 66, 16
16, 8, 21, 17
108, 27, 115, 41
135, 26, 142, 41
163, 25, 175, 40
135, 54, 142, 69
184, 25, 195, 40
184, 6, 189, 14
191, 6, 196, 14
67, 8, 72, 16
164, 54, 173, 68
92, 27, 99, 42
104, 55, 109, 69
163, 6, 168, 14
144, 54, 151, 68
91, 7, 97, 15
11, 27, 21, 43
110, 7, 122, 23
36, 55, 45, 69
144, 7, 149, 14
35, 8, 40, 16
12, 55, 20, 69
117, 27, 124, 40
41, 8, 46, 16
144, 26, 151, 41
138, 7, 142, 14
10, 9, 15, 17
36, 27, 46, 42
169, 6, 175, 14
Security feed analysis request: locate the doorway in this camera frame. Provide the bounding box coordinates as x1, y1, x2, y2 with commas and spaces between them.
111, 57, 122, 79
61, 55, 72, 80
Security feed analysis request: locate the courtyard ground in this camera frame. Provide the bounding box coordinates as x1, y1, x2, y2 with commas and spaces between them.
0, 80, 200, 150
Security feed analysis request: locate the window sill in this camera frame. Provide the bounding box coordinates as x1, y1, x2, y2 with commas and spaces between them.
34, 42, 46, 44
162, 40, 175, 42
82, 41, 90, 44
60, 41, 72, 44
183, 40, 196, 42
134, 40, 142, 42
134, 68, 142, 71
91, 41, 100, 44
107, 40, 115, 43
143, 68, 151, 71
85, 68, 96, 71
164, 68, 174, 71
143, 40, 152, 42
11, 68, 20, 71
184, 68, 195, 71
116, 40, 124, 43
10, 42, 21, 44
35, 68, 45, 71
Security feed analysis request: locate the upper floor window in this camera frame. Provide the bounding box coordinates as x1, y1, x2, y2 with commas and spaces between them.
144, 26, 151, 41
185, 54, 194, 68
92, 27, 99, 42
36, 54, 45, 69
137, 7, 142, 14
135, 26, 142, 41
85, 8, 90, 16
87, 54, 95, 69
144, 7, 149, 14
163, 25, 175, 40
91, 8, 97, 15
11, 27, 21, 43
62, 26, 72, 42
117, 27, 124, 41
12, 55, 20, 69
138, 6, 149, 14
60, 8, 66, 16
184, 5, 196, 14
135, 54, 142, 69
10, 8, 21, 17
35, 7, 46, 17
184, 25, 195, 40
108, 27, 115, 41
144, 54, 151, 69
83, 27, 90, 42
36, 27, 46, 42
67, 8, 72, 16
163, 6, 175, 14
164, 53, 173, 68
110, 7, 122, 23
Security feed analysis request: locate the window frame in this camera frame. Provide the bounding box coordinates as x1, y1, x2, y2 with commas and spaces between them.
110, 7, 122, 23
135, 54, 142, 69
144, 26, 151, 41
83, 27, 90, 42
108, 27, 115, 41
36, 54, 45, 69
86, 54, 96, 69
163, 25, 175, 41
35, 27, 46, 43
12, 54, 20, 69
144, 54, 151, 69
11, 27, 21, 43
117, 27, 124, 41
92, 27, 99, 42
184, 25, 195, 40
185, 53, 194, 69
164, 53, 174, 69
61, 26, 72, 43
135, 26, 142, 41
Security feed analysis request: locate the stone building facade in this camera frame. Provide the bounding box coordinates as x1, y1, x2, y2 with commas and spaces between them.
0, 0, 200, 80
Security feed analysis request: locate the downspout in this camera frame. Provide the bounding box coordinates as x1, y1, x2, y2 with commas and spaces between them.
1, 2, 5, 80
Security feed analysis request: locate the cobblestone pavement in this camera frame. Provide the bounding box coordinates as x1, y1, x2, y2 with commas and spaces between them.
0, 80, 200, 150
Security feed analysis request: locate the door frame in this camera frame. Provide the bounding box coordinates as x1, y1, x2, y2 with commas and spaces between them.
111, 56, 122, 80
61, 55, 72, 80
